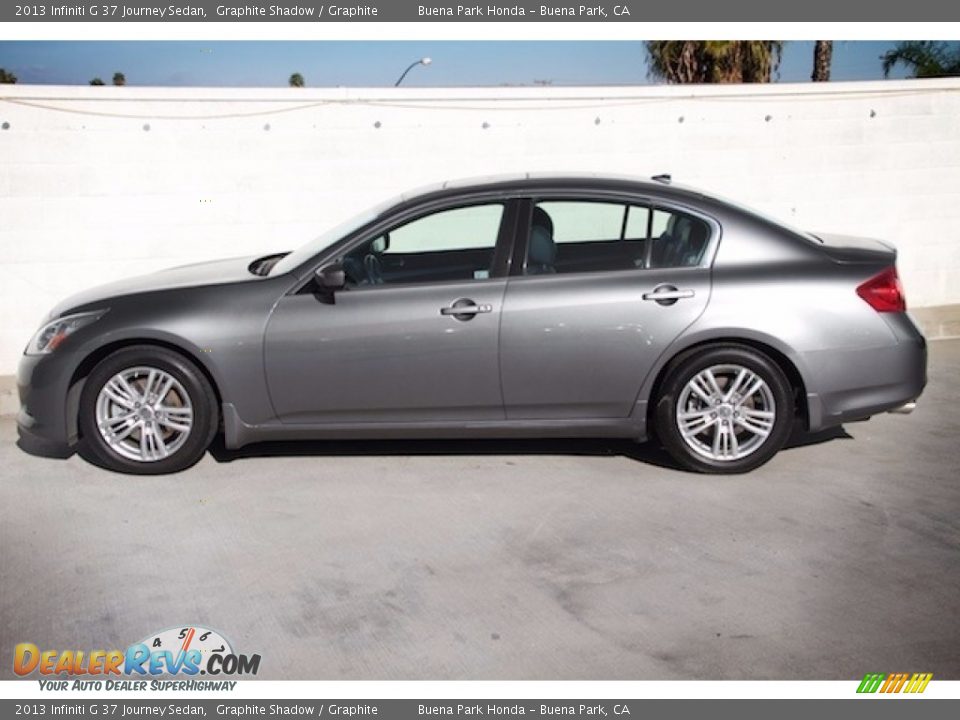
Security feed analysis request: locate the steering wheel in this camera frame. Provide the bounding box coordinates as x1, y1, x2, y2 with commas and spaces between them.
363, 252, 384, 285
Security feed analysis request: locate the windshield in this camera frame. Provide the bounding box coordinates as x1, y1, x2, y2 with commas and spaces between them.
269, 198, 396, 276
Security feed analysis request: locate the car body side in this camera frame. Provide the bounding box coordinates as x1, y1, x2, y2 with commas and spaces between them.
16, 177, 927, 455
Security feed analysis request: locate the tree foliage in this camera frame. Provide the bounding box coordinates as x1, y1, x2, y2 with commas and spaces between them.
112, 72, 126, 86
89, 77, 105, 86
645, 41, 784, 84
882, 41, 960, 78
289, 73, 305, 88
0, 68, 17, 84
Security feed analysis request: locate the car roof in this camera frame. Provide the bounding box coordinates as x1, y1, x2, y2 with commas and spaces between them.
386, 173, 821, 250
380, 172, 744, 221
395, 172, 715, 207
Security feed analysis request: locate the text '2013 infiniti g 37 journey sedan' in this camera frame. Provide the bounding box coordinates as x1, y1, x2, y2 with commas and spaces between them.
17, 175, 927, 475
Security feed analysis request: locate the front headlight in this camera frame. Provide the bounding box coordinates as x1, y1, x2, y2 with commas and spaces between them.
25, 310, 108, 356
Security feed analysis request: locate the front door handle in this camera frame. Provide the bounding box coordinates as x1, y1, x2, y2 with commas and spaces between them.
642, 285, 695, 306
440, 299, 493, 320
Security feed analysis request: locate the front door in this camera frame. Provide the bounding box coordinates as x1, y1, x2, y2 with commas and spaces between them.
264, 201, 513, 424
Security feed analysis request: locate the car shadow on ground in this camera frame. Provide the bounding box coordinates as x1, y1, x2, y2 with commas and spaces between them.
15, 424, 854, 473
206, 426, 853, 472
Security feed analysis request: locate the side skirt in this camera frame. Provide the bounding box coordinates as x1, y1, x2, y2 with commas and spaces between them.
222, 403, 648, 449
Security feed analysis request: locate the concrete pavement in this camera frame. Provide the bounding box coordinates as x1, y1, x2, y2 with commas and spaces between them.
1, 340, 958, 680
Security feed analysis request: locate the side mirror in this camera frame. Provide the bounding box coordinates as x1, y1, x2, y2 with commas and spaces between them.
314, 263, 345, 298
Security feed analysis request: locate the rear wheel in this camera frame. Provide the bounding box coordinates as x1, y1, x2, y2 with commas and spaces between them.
79, 346, 218, 474
655, 345, 794, 474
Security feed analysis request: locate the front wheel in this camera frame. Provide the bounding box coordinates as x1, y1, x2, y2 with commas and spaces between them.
79, 346, 218, 475
654, 345, 794, 474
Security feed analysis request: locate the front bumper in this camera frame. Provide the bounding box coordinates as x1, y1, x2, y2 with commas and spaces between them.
16, 406, 74, 458
16, 350, 78, 456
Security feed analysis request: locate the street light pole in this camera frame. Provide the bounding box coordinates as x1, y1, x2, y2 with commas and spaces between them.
394, 57, 432, 87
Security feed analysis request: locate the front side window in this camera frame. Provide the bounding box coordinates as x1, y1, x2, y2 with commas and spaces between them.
343, 203, 504, 286
524, 200, 711, 275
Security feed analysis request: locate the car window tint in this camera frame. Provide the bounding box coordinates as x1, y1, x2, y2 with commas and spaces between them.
343, 203, 504, 287
525, 201, 711, 276
539, 201, 625, 243
648, 209, 712, 269
387, 204, 503, 253
651, 209, 672, 237
624, 205, 651, 240
526, 200, 649, 275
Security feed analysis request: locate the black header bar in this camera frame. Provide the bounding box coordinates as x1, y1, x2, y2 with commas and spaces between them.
1, 699, 959, 720
4, 0, 960, 22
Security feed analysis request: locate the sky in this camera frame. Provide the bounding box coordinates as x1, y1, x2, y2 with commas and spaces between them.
0, 40, 936, 87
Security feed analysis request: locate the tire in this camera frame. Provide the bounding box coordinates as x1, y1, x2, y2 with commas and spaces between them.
78, 345, 218, 475
654, 344, 794, 474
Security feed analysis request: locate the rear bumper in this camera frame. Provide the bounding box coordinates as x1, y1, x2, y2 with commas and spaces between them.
887, 401, 916, 414
804, 313, 927, 431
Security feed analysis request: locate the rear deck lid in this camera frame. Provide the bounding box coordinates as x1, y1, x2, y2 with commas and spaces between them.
813, 232, 897, 263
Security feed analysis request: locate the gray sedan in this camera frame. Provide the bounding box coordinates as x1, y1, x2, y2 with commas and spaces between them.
17, 175, 927, 474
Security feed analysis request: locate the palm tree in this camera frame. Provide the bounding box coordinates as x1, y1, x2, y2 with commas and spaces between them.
89, 77, 105, 86
645, 41, 783, 84
882, 41, 960, 78
812, 41, 833, 82
0, 68, 16, 84
112, 72, 126, 86
288, 72, 305, 88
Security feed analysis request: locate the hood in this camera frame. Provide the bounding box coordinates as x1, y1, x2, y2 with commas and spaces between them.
50, 255, 264, 318
813, 232, 897, 264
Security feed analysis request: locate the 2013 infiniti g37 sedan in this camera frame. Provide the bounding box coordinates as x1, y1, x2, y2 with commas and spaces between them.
17, 174, 927, 475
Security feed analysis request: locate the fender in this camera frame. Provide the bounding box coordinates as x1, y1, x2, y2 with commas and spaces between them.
629, 325, 817, 435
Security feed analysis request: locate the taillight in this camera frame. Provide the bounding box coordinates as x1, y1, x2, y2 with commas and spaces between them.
857, 266, 906, 313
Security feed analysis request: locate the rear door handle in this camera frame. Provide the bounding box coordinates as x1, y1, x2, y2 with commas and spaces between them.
642, 285, 695, 305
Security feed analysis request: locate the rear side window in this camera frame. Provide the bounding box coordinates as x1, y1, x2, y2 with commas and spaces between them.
543, 201, 634, 243
648, 208, 712, 269
524, 200, 711, 275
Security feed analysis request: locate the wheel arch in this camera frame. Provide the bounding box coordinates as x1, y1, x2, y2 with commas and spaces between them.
643, 333, 811, 434
66, 337, 224, 444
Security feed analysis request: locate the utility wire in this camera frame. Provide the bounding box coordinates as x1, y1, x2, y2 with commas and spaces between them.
1, 85, 957, 121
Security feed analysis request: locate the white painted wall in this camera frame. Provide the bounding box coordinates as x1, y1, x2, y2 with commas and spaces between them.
1, 79, 959, 376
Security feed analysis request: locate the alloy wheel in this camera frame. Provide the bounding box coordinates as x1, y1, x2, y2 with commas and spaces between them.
675, 364, 776, 462
94, 366, 194, 463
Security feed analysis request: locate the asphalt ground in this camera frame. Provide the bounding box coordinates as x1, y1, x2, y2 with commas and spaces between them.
1, 340, 958, 680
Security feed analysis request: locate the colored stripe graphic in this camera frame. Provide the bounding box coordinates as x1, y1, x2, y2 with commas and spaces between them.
905, 673, 933, 693
881, 672, 908, 693
857, 672, 932, 694
857, 673, 886, 693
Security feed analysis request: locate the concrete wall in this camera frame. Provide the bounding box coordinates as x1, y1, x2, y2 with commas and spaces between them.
1, 79, 959, 379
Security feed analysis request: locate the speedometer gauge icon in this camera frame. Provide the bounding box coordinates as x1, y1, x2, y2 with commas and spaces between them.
139, 625, 233, 672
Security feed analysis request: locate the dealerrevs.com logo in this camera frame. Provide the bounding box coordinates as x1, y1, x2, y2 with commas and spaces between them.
14, 626, 261, 682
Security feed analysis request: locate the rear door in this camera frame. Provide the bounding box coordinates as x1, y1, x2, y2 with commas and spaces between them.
499, 196, 716, 419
